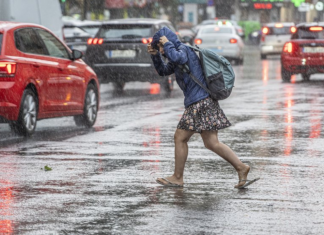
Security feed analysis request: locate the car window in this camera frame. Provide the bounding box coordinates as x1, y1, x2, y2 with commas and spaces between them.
14, 28, 48, 55
292, 28, 324, 39
201, 27, 233, 34
63, 27, 91, 38
99, 24, 152, 38
0, 34, 2, 55
80, 26, 100, 37
166, 24, 176, 33
36, 29, 70, 59
267, 26, 291, 35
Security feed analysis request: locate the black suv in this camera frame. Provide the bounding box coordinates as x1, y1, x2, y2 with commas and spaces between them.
84, 18, 178, 92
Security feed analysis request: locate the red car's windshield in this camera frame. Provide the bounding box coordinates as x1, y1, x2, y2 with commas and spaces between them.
292, 27, 324, 39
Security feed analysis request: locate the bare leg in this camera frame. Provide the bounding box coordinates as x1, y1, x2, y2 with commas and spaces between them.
200, 130, 250, 188
157, 129, 195, 186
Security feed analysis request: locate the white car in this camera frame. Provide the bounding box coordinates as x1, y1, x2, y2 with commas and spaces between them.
0, 0, 64, 40
194, 25, 244, 64
260, 22, 295, 59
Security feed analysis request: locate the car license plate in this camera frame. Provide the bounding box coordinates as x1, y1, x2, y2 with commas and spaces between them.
106, 50, 136, 58
72, 45, 87, 51
303, 47, 324, 53
210, 47, 223, 53
262, 45, 273, 51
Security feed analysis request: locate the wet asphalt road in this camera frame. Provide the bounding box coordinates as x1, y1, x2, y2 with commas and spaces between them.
1, 45, 324, 234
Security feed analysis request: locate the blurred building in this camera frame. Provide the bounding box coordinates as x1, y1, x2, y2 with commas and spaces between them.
60, 0, 324, 25
237, 0, 324, 24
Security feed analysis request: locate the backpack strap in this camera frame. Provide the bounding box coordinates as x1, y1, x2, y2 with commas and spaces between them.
178, 45, 213, 97
178, 64, 213, 97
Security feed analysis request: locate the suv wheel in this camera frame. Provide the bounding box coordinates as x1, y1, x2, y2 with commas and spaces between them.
281, 66, 291, 82
113, 81, 125, 92
10, 88, 38, 136
74, 84, 98, 127
302, 73, 310, 81
261, 54, 266, 60
162, 76, 174, 93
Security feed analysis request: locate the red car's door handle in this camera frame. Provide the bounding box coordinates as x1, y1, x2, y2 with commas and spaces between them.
57, 66, 64, 71
33, 63, 40, 68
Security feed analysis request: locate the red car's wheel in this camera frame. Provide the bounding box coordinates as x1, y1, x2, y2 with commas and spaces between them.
281, 66, 291, 82
74, 83, 98, 127
302, 73, 310, 81
10, 88, 38, 136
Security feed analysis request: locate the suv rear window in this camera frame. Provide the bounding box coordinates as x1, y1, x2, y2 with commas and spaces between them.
292, 27, 324, 39
201, 27, 233, 34
267, 26, 291, 35
0, 34, 3, 55
98, 24, 152, 39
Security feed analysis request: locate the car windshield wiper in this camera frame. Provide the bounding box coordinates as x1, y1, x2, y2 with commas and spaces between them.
121, 34, 143, 39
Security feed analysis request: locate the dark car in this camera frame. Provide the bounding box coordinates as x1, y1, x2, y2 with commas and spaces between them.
178, 28, 196, 45
248, 30, 261, 45
84, 18, 178, 92
281, 22, 324, 82
62, 16, 102, 54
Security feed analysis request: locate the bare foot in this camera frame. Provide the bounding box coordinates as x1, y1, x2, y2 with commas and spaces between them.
156, 175, 184, 186
234, 164, 250, 188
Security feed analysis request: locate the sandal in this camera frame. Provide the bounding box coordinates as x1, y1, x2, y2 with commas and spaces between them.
236, 178, 260, 189
156, 178, 184, 187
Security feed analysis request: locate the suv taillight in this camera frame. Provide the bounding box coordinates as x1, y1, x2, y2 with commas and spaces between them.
283, 42, 299, 54
142, 38, 153, 44
87, 38, 103, 45
0, 61, 16, 77
291, 26, 297, 34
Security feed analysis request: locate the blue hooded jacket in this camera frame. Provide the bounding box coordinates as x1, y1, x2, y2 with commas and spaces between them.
150, 27, 209, 108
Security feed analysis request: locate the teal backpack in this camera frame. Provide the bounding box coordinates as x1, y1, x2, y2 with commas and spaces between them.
179, 45, 235, 100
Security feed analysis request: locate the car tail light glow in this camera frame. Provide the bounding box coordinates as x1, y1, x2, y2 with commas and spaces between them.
0, 61, 17, 77
194, 38, 202, 45
275, 23, 283, 28
283, 42, 299, 54
291, 26, 297, 33
87, 38, 103, 45
142, 37, 153, 44
262, 27, 269, 35
229, 38, 237, 44
261, 34, 265, 42
310, 26, 323, 31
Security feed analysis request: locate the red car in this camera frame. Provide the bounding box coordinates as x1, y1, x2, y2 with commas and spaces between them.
0, 22, 99, 136
281, 23, 324, 82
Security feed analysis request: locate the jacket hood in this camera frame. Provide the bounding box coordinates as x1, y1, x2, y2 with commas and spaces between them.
151, 26, 182, 50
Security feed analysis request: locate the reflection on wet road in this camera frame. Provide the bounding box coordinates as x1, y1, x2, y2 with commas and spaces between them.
1, 45, 324, 234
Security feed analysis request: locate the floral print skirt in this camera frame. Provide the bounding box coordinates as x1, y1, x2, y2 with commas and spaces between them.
177, 97, 231, 133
